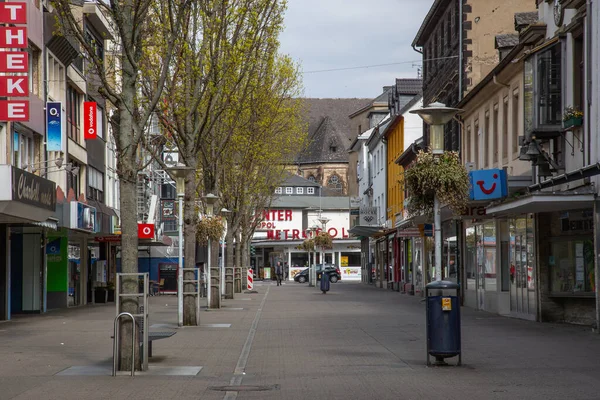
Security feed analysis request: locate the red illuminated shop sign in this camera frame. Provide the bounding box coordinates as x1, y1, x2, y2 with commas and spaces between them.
0, 2, 28, 121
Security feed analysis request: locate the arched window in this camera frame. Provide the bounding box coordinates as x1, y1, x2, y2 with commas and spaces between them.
327, 174, 343, 193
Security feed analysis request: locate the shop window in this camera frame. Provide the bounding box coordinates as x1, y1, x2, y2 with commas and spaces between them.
480, 222, 497, 291
523, 43, 562, 135
483, 112, 489, 167
493, 104, 499, 165
13, 131, 34, 169
550, 239, 594, 293
537, 44, 562, 127
509, 216, 536, 293
474, 120, 480, 168
465, 226, 476, 290
512, 90, 519, 157
87, 166, 104, 202
67, 85, 82, 143
501, 99, 508, 163
67, 160, 81, 197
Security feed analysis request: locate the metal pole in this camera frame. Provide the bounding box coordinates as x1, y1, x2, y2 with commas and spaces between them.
178, 195, 183, 327
221, 222, 226, 295
207, 238, 211, 307
434, 194, 442, 281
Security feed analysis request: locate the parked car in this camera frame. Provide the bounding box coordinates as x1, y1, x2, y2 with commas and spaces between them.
294, 264, 341, 283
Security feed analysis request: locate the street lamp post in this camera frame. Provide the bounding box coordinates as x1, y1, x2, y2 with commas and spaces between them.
203, 193, 220, 309
220, 208, 232, 299
166, 166, 193, 327
318, 216, 330, 285
410, 102, 461, 282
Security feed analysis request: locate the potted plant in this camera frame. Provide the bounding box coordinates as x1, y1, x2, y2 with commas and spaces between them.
563, 106, 583, 128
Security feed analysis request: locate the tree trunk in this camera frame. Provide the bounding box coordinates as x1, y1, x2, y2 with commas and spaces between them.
234, 230, 242, 293
225, 219, 234, 299
209, 238, 220, 308
118, 168, 142, 371
183, 167, 198, 325
241, 235, 250, 290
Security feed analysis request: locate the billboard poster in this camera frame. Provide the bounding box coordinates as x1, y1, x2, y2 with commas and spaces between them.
340, 267, 361, 281
46, 102, 63, 151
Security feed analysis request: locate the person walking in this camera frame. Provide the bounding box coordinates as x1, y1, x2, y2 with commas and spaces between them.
276, 261, 283, 286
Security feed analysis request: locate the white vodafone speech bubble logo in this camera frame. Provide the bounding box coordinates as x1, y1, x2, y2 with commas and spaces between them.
142, 226, 152, 236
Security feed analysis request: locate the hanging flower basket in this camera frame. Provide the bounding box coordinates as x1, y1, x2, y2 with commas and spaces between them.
313, 232, 333, 249
196, 216, 225, 244
404, 150, 470, 219
301, 238, 315, 251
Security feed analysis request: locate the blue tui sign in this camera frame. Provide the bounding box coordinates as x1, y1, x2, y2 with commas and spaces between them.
469, 169, 508, 201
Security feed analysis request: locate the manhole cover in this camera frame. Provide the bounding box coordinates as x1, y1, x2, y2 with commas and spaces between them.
209, 385, 277, 392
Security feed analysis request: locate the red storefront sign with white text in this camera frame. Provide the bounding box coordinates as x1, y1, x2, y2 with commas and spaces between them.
0, 51, 27, 72
0, 100, 28, 120
0, 75, 28, 96
0, 3, 29, 121
0, 27, 27, 48
83, 101, 97, 139
0, 2, 27, 24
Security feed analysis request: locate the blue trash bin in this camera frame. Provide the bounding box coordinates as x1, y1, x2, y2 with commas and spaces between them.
425, 280, 461, 366
320, 271, 330, 293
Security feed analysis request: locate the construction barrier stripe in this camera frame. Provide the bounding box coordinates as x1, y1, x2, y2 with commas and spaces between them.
247, 269, 253, 290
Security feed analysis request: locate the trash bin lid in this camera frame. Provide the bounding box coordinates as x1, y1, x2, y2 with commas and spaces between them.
426, 280, 459, 289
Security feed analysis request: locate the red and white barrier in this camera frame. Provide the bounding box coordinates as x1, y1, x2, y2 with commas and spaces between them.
247, 269, 253, 290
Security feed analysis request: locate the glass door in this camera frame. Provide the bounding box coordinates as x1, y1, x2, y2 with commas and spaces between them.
509, 216, 536, 319
475, 224, 486, 310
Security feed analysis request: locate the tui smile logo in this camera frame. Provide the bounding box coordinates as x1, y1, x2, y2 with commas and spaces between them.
476, 173, 498, 195
468, 169, 508, 201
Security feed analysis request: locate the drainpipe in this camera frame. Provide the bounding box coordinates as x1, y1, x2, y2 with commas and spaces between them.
586, 0, 592, 167
458, 0, 463, 101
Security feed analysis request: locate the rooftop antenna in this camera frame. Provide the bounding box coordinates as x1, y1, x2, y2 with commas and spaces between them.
412, 63, 422, 79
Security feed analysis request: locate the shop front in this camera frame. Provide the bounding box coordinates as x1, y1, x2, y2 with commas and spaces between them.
0, 166, 57, 319
485, 192, 596, 323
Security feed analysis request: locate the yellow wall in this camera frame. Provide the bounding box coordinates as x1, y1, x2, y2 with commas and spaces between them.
386, 116, 404, 226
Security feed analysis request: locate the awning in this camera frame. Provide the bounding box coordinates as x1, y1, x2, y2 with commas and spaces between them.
486, 193, 595, 216
347, 225, 384, 238
31, 218, 59, 230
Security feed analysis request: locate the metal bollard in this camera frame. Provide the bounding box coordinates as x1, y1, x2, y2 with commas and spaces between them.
113, 312, 137, 376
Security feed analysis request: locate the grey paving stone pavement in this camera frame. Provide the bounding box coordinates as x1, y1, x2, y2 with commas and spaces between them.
1, 281, 600, 399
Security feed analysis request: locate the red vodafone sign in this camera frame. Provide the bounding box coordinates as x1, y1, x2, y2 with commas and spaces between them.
138, 223, 155, 239
83, 102, 97, 139
0, 2, 28, 122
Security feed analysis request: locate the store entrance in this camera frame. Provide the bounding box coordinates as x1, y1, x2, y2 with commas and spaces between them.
509, 217, 536, 319
158, 263, 178, 293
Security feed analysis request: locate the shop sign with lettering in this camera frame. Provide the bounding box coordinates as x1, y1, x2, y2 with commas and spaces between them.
0, 2, 28, 121
11, 166, 56, 211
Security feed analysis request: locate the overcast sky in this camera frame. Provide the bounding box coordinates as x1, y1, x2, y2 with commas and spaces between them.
279, 0, 433, 99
